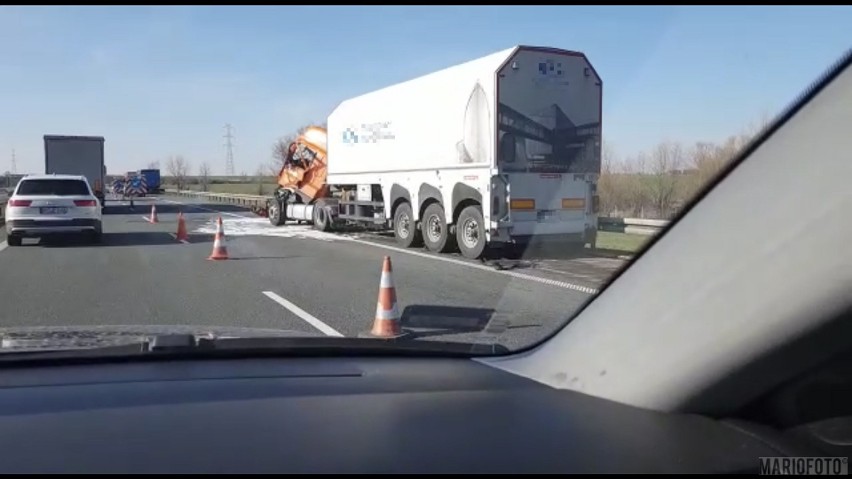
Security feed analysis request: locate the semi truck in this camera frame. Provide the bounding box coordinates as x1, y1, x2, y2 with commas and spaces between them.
44, 135, 106, 210
265, 45, 602, 259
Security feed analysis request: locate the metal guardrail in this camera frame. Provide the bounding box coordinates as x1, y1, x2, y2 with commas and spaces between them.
0, 191, 8, 225
167, 189, 268, 206
165, 189, 672, 236
597, 217, 670, 236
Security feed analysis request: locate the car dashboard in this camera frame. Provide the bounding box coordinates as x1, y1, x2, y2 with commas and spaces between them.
0, 356, 810, 473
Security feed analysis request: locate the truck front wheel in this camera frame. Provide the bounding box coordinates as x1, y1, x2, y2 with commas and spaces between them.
456, 205, 486, 259
268, 199, 285, 226
393, 202, 422, 248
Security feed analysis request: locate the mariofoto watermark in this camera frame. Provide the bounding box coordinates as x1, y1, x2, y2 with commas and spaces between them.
760, 457, 848, 475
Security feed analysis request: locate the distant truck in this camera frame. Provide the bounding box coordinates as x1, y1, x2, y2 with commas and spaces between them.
44, 135, 106, 209
264, 45, 602, 259
140, 169, 161, 194
122, 171, 148, 197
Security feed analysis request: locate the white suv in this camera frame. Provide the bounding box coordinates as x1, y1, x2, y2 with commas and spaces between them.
5, 174, 104, 246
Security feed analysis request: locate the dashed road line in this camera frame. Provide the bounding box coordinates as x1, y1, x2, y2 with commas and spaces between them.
344, 238, 600, 295
262, 291, 343, 337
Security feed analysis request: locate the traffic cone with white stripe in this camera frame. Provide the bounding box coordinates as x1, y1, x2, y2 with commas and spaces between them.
207, 216, 229, 260
359, 256, 409, 339
148, 204, 159, 223
176, 212, 189, 242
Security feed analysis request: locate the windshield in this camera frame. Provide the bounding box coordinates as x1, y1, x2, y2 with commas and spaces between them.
16, 179, 90, 196
0, 6, 849, 357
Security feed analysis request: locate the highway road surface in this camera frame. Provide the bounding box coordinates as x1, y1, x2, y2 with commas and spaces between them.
0, 195, 625, 350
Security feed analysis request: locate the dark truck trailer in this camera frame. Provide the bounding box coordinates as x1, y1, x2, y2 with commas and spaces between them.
140, 169, 161, 194
43, 135, 106, 210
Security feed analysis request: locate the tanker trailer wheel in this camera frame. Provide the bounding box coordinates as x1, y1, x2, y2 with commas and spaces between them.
393, 202, 422, 248
422, 202, 456, 254
268, 198, 285, 226
456, 204, 486, 259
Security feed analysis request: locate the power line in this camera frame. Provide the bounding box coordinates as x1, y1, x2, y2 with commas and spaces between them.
223, 124, 235, 176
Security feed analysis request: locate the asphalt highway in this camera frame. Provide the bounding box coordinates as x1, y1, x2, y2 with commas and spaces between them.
0, 195, 625, 350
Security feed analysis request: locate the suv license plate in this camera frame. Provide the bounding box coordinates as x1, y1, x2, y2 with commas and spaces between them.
40, 207, 68, 215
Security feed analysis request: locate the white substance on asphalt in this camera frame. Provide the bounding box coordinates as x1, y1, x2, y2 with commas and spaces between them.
193, 217, 347, 242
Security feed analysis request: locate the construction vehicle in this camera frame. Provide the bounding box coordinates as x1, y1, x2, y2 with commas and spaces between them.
264, 45, 602, 259
122, 171, 148, 198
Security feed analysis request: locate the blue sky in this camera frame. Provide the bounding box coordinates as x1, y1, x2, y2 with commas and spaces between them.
0, 6, 849, 175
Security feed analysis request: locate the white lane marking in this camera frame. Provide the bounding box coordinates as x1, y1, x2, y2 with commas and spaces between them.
345, 238, 600, 295
262, 291, 343, 337
0, 241, 7, 253
141, 216, 157, 223
168, 233, 189, 244
170, 198, 598, 295
159, 198, 252, 218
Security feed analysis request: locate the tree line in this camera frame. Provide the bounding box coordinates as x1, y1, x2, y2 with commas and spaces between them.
151, 115, 769, 211
598, 117, 770, 219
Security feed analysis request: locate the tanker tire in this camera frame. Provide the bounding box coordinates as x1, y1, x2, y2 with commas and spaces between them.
393, 202, 422, 248
422, 202, 455, 254
456, 205, 486, 259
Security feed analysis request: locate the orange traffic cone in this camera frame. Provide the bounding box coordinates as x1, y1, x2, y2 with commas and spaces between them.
359, 256, 409, 339
207, 216, 229, 260
148, 204, 159, 223
176, 212, 189, 242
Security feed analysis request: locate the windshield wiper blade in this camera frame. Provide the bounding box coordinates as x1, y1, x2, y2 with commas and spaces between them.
0, 334, 510, 365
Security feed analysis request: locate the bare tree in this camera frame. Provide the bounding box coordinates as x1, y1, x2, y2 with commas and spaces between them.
595, 114, 774, 220
166, 155, 191, 191
271, 123, 319, 171
646, 142, 683, 218
255, 164, 269, 196
622, 153, 648, 217
198, 161, 212, 192
598, 141, 623, 216
146, 160, 160, 170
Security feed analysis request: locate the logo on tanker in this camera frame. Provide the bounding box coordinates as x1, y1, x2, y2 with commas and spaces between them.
538, 59, 563, 77
535, 58, 569, 86
341, 121, 395, 145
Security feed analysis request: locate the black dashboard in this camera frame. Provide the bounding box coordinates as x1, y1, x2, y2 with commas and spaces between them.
0, 356, 810, 473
